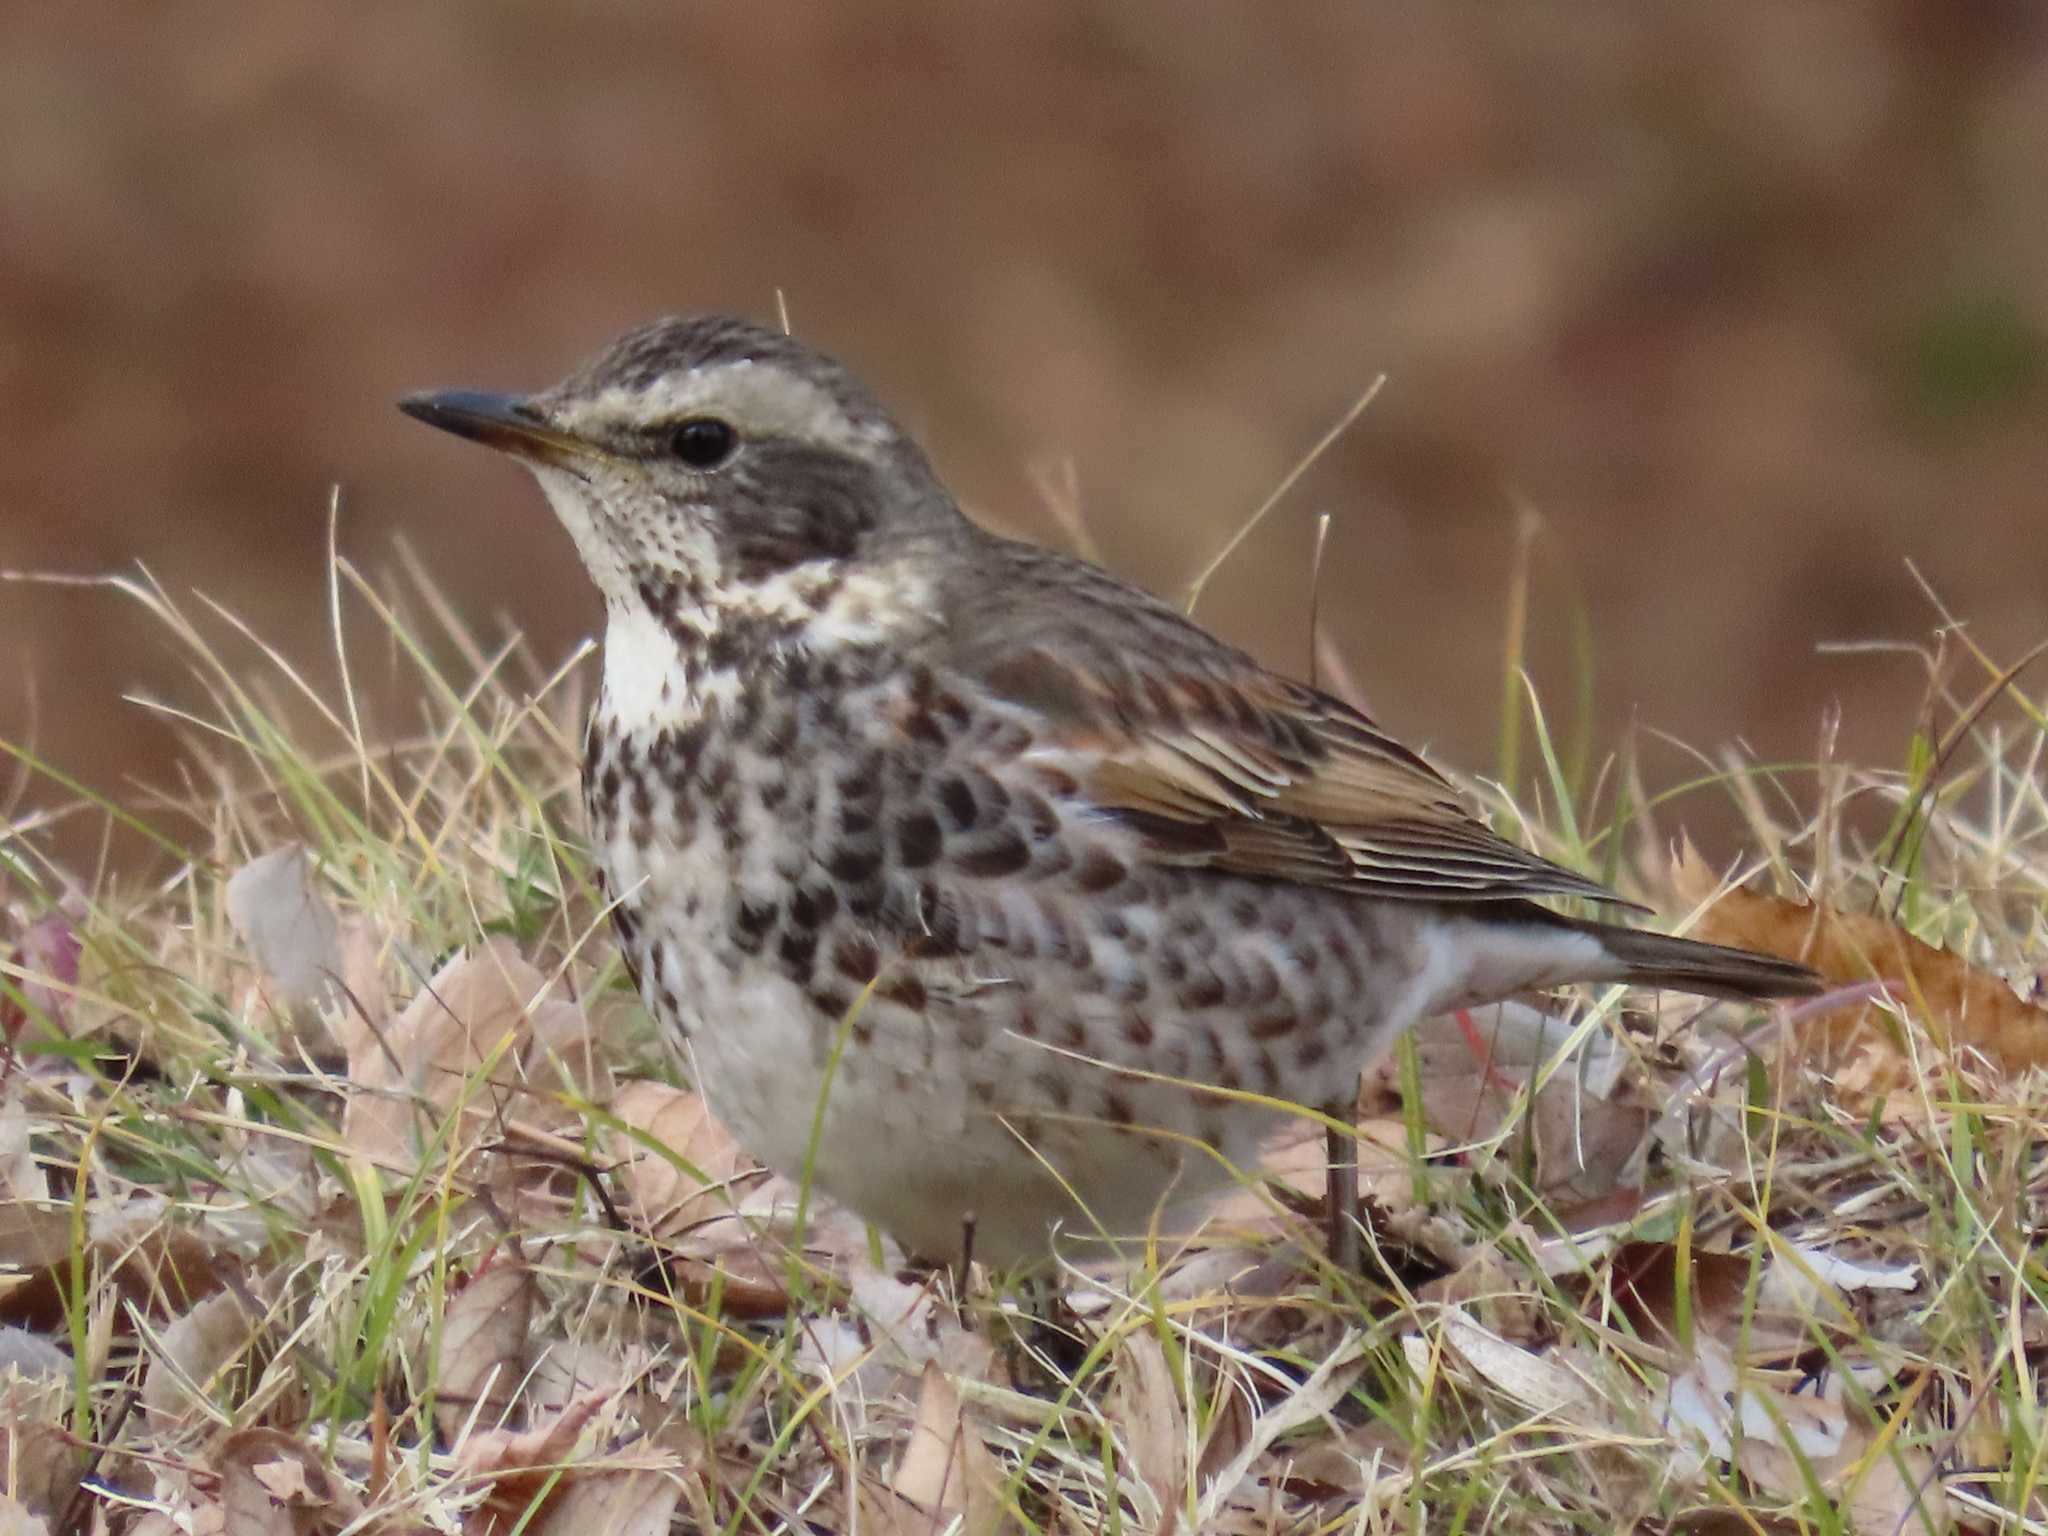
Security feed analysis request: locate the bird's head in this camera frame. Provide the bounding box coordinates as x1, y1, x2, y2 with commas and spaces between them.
401, 316, 961, 625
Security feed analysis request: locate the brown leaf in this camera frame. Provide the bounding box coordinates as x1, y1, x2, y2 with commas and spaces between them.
891, 1362, 1011, 1536
0, 1385, 79, 1526
1269, 1420, 1407, 1501
343, 938, 544, 1167
455, 1390, 609, 1536
608, 1080, 753, 1233
1402, 1000, 1653, 1199
528, 1468, 681, 1536
436, 1256, 539, 1441
1, 906, 82, 1044
218, 1428, 362, 1536
226, 846, 344, 1012
1677, 847, 2048, 1076
0, 1087, 47, 1203
143, 1288, 257, 1426
1114, 1329, 1186, 1531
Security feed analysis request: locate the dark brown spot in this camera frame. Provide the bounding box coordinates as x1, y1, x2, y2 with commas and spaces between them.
1248, 1010, 1297, 1041
833, 935, 880, 983
935, 774, 978, 830
1076, 848, 1127, 893
732, 896, 776, 954
786, 888, 830, 936
1104, 1090, 1136, 1127
1122, 1012, 1154, 1049
829, 844, 882, 883
957, 829, 1030, 880
879, 973, 927, 1011
1242, 954, 1282, 1007
895, 811, 943, 868
778, 927, 820, 972
1178, 972, 1226, 1010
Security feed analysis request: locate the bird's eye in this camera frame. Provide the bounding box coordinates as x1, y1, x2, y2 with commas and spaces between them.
669, 417, 737, 469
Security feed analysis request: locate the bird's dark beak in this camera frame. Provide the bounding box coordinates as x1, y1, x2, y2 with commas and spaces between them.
398, 390, 594, 468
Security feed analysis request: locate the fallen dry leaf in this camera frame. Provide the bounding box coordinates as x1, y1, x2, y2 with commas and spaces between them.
455, 1389, 610, 1536
343, 938, 552, 1168
1114, 1328, 1187, 1531
1399, 999, 1654, 1199
1677, 847, 2048, 1076
226, 847, 344, 1012
436, 1256, 540, 1441
0, 905, 82, 1044
891, 1361, 1010, 1536
0, 1087, 47, 1202
143, 1288, 257, 1426
1438, 1308, 1601, 1424
0, 1380, 78, 1527
527, 1466, 681, 1536
217, 1427, 362, 1536
608, 1079, 753, 1233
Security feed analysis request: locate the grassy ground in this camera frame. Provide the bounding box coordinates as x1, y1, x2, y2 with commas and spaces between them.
2, 534, 2044, 1535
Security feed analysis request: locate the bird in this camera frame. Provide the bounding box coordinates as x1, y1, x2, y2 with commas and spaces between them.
400, 315, 1821, 1271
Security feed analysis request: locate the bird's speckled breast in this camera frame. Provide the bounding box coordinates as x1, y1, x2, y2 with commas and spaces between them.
579, 625, 1450, 1262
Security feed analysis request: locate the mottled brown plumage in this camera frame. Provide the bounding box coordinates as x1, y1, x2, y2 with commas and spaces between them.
401, 316, 1820, 1267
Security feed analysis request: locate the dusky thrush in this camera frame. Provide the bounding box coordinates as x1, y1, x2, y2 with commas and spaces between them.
401, 316, 1820, 1269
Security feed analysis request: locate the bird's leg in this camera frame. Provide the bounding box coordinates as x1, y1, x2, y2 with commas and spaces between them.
953, 1212, 978, 1303
1324, 1101, 1361, 1272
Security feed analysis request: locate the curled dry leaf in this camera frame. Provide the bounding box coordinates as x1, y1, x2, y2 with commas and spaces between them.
217, 1427, 362, 1536
435, 1257, 540, 1442
1676, 846, 2048, 1076
455, 1390, 610, 1536
226, 846, 344, 1012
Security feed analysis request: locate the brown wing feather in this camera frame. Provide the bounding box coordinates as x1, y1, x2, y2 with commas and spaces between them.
972, 636, 1626, 907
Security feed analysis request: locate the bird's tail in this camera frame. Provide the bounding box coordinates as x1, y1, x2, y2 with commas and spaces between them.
1574, 918, 1823, 1001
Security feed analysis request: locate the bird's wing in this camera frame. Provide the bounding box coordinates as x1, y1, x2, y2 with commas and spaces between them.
968, 639, 1626, 906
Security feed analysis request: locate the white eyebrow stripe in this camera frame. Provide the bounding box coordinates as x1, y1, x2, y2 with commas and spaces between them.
556, 360, 891, 464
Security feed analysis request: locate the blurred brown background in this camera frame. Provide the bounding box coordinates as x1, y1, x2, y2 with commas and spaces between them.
5, 4, 2045, 862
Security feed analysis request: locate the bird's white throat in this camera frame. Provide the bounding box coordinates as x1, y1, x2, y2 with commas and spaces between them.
600, 602, 715, 725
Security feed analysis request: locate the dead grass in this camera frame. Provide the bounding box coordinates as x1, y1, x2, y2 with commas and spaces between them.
2, 531, 2046, 1536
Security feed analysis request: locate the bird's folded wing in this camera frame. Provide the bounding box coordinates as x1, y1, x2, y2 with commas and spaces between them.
984, 645, 1627, 906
